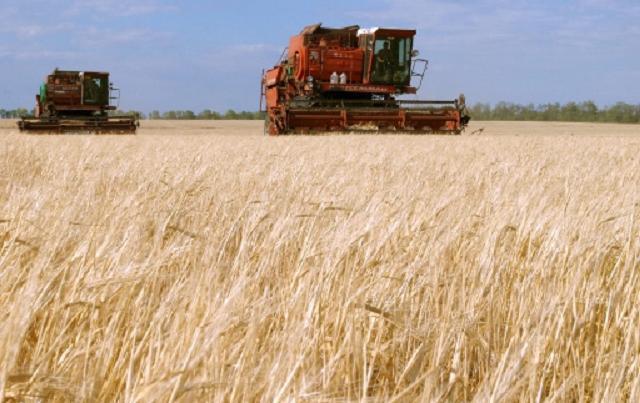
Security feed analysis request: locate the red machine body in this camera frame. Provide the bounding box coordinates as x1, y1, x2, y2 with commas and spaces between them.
262, 24, 469, 135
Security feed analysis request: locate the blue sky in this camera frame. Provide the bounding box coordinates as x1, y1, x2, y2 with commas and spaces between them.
1, 0, 638, 112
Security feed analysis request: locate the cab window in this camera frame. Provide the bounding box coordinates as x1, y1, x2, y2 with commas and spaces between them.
372, 36, 412, 85
84, 76, 108, 105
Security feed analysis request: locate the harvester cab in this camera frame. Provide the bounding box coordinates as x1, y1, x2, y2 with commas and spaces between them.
79, 72, 110, 107
19, 69, 138, 134
261, 24, 470, 135
358, 27, 417, 88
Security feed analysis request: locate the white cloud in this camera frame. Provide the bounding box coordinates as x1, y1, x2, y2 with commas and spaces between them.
0, 49, 81, 61
73, 27, 173, 46
228, 44, 283, 53
64, 0, 176, 17
198, 43, 284, 73
347, 0, 639, 52
0, 23, 74, 39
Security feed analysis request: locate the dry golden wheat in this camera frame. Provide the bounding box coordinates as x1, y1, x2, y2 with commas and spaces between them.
0, 121, 639, 401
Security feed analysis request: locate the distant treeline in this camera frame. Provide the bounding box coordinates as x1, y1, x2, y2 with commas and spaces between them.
0, 108, 31, 118
146, 110, 265, 120
469, 101, 640, 123
0, 108, 265, 120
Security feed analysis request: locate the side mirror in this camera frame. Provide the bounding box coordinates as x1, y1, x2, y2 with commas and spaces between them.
411, 49, 420, 57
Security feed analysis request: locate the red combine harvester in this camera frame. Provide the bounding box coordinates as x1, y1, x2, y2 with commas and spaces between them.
261, 24, 470, 135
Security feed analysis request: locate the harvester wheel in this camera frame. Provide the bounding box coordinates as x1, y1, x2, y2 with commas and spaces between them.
46, 103, 56, 117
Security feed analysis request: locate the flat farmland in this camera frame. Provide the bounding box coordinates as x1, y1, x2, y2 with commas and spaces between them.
1, 120, 639, 401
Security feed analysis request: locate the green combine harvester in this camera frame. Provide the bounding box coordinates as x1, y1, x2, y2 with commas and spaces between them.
18, 69, 138, 134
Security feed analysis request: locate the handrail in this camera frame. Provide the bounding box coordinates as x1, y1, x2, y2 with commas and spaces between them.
411, 58, 429, 91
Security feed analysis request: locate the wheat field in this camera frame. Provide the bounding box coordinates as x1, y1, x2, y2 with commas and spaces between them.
1, 120, 639, 402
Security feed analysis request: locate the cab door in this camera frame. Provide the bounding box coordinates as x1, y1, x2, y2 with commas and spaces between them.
83, 74, 109, 106
359, 33, 375, 84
